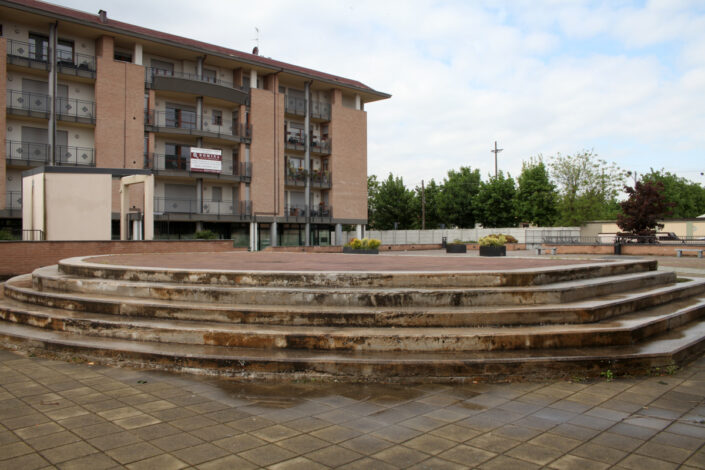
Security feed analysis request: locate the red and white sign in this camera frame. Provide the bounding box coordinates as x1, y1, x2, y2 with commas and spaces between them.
190, 147, 222, 173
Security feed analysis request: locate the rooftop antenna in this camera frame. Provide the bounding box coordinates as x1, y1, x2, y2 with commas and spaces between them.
252, 27, 260, 55
491, 141, 503, 178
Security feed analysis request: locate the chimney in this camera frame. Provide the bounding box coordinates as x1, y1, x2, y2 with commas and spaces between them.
98, 10, 107, 23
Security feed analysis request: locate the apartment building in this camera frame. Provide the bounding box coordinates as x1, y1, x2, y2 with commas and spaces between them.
0, 0, 389, 247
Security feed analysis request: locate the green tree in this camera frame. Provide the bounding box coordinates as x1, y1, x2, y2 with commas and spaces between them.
370, 173, 416, 230
516, 158, 558, 226
617, 181, 674, 235
367, 175, 380, 228
640, 169, 705, 218
476, 172, 518, 228
412, 179, 443, 229
549, 150, 626, 226
437, 167, 482, 228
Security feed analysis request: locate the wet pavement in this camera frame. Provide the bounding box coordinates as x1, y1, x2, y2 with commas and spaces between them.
1, 250, 704, 469
0, 348, 704, 469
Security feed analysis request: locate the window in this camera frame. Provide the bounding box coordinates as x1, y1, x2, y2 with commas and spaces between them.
203, 69, 217, 83
211, 187, 222, 203
28, 33, 48, 61
151, 59, 174, 76
164, 143, 190, 170
114, 49, 132, 62
56, 39, 74, 65
212, 110, 223, 126
242, 75, 250, 89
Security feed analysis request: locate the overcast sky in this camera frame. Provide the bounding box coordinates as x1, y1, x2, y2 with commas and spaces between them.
50, 0, 705, 189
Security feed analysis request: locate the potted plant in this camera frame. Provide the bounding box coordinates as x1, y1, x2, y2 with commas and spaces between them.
479, 234, 507, 256
445, 240, 467, 253
343, 237, 381, 254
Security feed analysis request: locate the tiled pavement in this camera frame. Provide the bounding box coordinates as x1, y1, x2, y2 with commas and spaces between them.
0, 347, 704, 469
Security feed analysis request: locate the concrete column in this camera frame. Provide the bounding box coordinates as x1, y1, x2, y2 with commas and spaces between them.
335, 223, 343, 246
271, 221, 278, 247
133, 43, 143, 65
48, 22, 57, 165
196, 178, 203, 214
250, 69, 258, 89
304, 81, 311, 246
120, 186, 128, 240
144, 175, 154, 240
249, 221, 258, 251
355, 94, 361, 111
356, 224, 363, 240
196, 97, 203, 131
197, 56, 203, 79
196, 221, 203, 232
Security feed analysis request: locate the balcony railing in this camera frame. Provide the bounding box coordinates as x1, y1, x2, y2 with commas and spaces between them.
154, 198, 252, 218
5, 140, 95, 166
145, 67, 248, 91
285, 135, 331, 155
285, 168, 332, 188
6, 90, 95, 123
6, 39, 96, 75
6, 38, 48, 63
284, 96, 331, 121
311, 140, 331, 155
145, 110, 252, 140
311, 101, 331, 121
144, 152, 251, 178
285, 204, 332, 219
5, 191, 22, 211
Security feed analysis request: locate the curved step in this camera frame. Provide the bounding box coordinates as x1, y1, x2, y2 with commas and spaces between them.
58, 256, 657, 288
2, 294, 703, 351
0, 319, 703, 382
31, 266, 677, 308
6, 274, 705, 327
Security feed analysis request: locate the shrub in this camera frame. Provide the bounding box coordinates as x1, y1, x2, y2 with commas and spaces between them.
345, 237, 381, 250
367, 238, 381, 249
479, 234, 507, 247
493, 233, 518, 244
194, 230, 217, 239
0, 229, 15, 240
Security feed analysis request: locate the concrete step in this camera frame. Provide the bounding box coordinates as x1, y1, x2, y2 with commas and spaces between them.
31, 266, 677, 308
6, 274, 705, 327
0, 318, 703, 382
58, 256, 657, 288
1, 293, 703, 352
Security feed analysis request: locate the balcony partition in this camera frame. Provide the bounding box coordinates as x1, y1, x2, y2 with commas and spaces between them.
7, 90, 95, 123
145, 110, 251, 141
5, 191, 22, 211
154, 198, 252, 219
144, 153, 251, 180
5, 140, 95, 167
285, 204, 332, 219
6, 39, 96, 77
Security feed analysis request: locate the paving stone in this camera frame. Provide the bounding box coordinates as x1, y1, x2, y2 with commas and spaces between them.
373, 444, 430, 467
149, 432, 204, 452
618, 453, 679, 470
25, 430, 82, 451
268, 456, 330, 470
0, 452, 50, 470
570, 442, 628, 464
548, 454, 611, 470
277, 434, 330, 454
305, 444, 363, 467
466, 433, 521, 453
87, 431, 142, 451
171, 442, 230, 465
238, 442, 297, 467
479, 454, 542, 470
125, 453, 187, 470
39, 441, 98, 465
104, 442, 163, 465
56, 452, 118, 470
196, 454, 257, 470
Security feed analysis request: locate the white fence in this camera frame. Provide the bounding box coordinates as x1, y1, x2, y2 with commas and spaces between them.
341, 227, 581, 248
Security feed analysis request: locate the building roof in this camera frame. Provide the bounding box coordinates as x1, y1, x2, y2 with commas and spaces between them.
2, 0, 391, 101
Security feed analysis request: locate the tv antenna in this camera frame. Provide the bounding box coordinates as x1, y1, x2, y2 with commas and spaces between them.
252, 27, 260, 55
491, 141, 503, 178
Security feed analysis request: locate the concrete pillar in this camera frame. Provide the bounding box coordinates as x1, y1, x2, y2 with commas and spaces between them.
304, 81, 311, 246
196, 178, 203, 214
144, 175, 154, 240
196, 97, 203, 131
120, 185, 128, 240
335, 223, 343, 246
249, 221, 258, 251
271, 221, 278, 247
356, 224, 363, 240
250, 69, 257, 89
133, 43, 143, 65
355, 94, 361, 110
196, 221, 203, 232
197, 56, 203, 79
48, 22, 57, 165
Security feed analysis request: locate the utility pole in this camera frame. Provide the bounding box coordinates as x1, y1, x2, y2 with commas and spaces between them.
491, 141, 503, 178
421, 180, 426, 230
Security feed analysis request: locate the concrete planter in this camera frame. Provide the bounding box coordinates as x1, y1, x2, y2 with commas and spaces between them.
446, 244, 467, 254
480, 245, 506, 257
343, 247, 379, 254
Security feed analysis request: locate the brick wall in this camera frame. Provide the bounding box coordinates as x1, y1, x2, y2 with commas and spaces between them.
546, 244, 705, 256
0, 240, 246, 278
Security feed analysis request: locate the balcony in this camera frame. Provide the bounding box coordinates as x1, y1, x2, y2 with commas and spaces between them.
154, 197, 252, 220
6, 39, 96, 78
284, 96, 331, 121
285, 204, 332, 221
144, 153, 251, 181
145, 110, 252, 143
311, 140, 331, 156
5, 191, 22, 211
145, 68, 249, 105
6, 90, 95, 124
5, 140, 95, 167
311, 101, 331, 121
285, 135, 331, 155
285, 168, 332, 188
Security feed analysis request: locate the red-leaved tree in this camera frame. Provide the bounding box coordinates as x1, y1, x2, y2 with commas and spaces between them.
617, 181, 674, 235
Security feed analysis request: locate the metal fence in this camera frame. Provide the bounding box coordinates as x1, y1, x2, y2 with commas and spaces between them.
154, 198, 252, 218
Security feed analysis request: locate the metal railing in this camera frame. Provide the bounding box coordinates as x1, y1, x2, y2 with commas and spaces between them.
285, 97, 331, 120
145, 110, 252, 139
6, 90, 95, 122
5, 191, 22, 211
154, 198, 252, 217
285, 168, 331, 187
145, 67, 247, 91
311, 140, 331, 155
285, 204, 332, 218
144, 152, 251, 178
56, 49, 96, 73
5, 140, 94, 166
285, 135, 331, 154
532, 232, 705, 246
6, 38, 47, 62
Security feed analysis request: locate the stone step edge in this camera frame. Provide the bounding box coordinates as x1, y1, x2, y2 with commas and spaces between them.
57, 256, 658, 288
7, 274, 705, 327
1, 297, 704, 352
0, 320, 703, 382
30, 268, 677, 307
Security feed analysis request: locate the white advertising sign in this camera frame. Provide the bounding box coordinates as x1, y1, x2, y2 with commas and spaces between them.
190, 147, 222, 173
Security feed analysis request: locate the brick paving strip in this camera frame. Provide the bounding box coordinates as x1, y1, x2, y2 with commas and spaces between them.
0, 348, 703, 469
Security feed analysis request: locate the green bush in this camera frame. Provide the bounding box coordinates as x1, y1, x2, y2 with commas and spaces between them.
345, 237, 381, 250
479, 234, 507, 247
194, 230, 217, 239
493, 234, 518, 243
367, 238, 381, 249
0, 229, 15, 240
